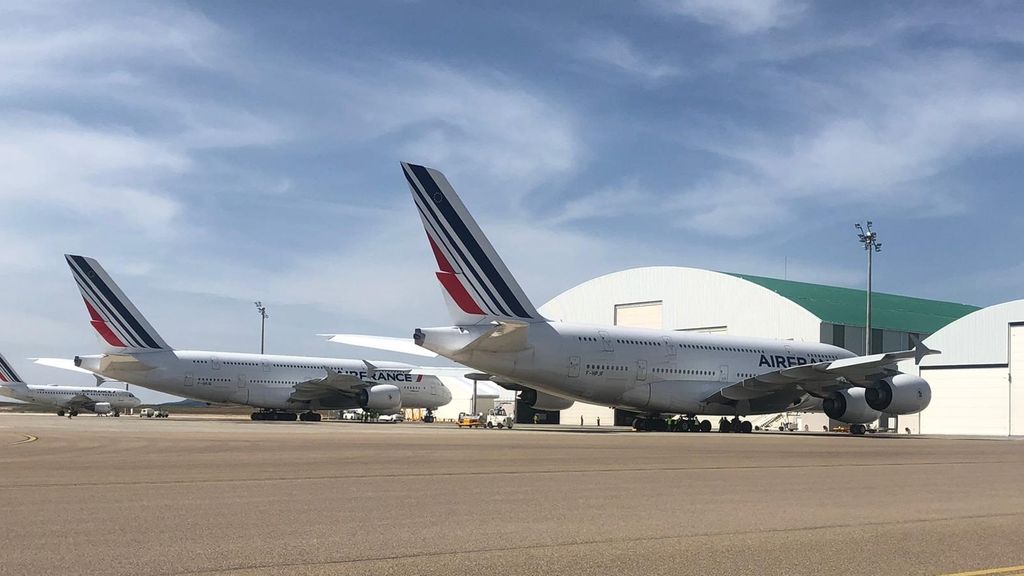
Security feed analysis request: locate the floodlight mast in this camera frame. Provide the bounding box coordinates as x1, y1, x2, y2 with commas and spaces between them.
855, 222, 882, 354
254, 301, 269, 354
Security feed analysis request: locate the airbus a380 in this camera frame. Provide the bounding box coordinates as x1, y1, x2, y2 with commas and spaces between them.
389, 162, 936, 434
43, 255, 452, 422
0, 353, 140, 417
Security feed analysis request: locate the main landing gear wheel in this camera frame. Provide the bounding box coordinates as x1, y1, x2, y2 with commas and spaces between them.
251, 410, 299, 421
57, 410, 65, 417
700, 419, 712, 433
299, 412, 322, 422
633, 417, 669, 432
850, 424, 867, 435
740, 420, 753, 434
423, 412, 435, 423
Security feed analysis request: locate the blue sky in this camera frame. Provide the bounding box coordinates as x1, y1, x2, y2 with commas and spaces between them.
2, 0, 1024, 395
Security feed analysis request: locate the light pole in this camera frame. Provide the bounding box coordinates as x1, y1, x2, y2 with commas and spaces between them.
254, 301, 268, 354
855, 222, 882, 354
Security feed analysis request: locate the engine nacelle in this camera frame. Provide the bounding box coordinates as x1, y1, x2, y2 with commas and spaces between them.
520, 388, 574, 411
92, 402, 113, 414
359, 384, 401, 414
865, 374, 931, 415
822, 388, 881, 424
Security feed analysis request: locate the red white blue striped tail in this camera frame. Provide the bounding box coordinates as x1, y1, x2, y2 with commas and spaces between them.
0, 353, 23, 383
65, 255, 171, 353
402, 162, 544, 325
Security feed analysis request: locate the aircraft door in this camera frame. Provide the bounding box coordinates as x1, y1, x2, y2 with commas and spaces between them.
237, 374, 247, 389
211, 357, 221, 370
718, 365, 729, 382
636, 359, 648, 381
185, 373, 194, 387
598, 331, 614, 352
568, 355, 581, 378
663, 337, 676, 357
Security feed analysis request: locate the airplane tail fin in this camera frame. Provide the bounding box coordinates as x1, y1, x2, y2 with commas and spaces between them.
401, 162, 545, 325
0, 353, 25, 383
65, 255, 171, 354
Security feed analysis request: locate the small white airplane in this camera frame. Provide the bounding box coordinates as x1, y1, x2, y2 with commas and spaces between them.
40, 255, 453, 422
0, 353, 140, 417
335, 162, 937, 434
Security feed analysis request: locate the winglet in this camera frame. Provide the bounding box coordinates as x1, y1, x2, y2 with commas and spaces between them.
363, 360, 378, 379
912, 337, 940, 365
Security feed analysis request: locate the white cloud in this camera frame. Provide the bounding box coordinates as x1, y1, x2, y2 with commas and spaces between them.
0, 114, 188, 237
576, 35, 682, 82
318, 61, 580, 194
652, 0, 806, 34
671, 53, 1024, 236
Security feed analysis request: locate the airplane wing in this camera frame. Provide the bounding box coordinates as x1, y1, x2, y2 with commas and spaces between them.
708, 341, 940, 402
321, 334, 439, 358
64, 394, 98, 410
289, 369, 371, 402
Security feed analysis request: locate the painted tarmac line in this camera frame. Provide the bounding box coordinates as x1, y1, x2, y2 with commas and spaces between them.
939, 566, 1024, 576
11, 434, 38, 445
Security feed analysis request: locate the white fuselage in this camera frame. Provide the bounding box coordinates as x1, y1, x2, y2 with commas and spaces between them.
75, 350, 451, 411
0, 384, 140, 412
421, 322, 857, 416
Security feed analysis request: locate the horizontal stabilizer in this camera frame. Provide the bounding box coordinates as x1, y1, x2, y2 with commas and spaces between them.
32, 357, 96, 376
322, 334, 439, 358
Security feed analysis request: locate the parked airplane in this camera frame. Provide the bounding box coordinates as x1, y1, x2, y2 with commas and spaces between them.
0, 353, 140, 417
49, 255, 453, 422
388, 162, 936, 434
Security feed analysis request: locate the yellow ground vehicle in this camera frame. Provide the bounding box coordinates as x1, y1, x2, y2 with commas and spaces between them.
456, 412, 483, 428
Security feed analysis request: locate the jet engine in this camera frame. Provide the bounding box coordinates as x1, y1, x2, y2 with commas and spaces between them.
92, 402, 113, 414
520, 388, 574, 411
359, 384, 401, 414
865, 374, 931, 415
822, 388, 881, 424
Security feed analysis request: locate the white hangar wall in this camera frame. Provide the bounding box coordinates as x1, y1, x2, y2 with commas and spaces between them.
898, 300, 1024, 436
540, 267, 824, 342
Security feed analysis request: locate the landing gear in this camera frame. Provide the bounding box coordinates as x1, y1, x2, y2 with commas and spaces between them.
69, 409, 79, 418
632, 417, 669, 432
299, 412, 322, 422
423, 411, 435, 423
251, 410, 299, 421
671, 416, 713, 433
850, 424, 867, 435
718, 417, 752, 433
57, 410, 65, 417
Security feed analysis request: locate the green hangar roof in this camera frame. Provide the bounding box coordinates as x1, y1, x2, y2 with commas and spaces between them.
728, 274, 979, 335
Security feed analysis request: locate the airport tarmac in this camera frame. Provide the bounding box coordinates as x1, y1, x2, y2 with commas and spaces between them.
1, 414, 1022, 576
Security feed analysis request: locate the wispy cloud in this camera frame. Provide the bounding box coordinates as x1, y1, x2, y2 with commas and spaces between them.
669, 52, 1024, 236
576, 35, 682, 82
651, 0, 806, 34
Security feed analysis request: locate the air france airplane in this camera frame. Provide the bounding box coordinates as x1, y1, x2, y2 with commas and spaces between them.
48, 255, 452, 422
394, 162, 936, 434
0, 353, 140, 417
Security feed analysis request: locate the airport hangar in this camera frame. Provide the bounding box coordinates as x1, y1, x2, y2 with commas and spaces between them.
526, 266, 983, 432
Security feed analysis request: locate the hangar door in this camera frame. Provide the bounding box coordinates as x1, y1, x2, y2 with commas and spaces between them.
1011, 324, 1024, 436
614, 301, 663, 329
919, 367, 1009, 436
